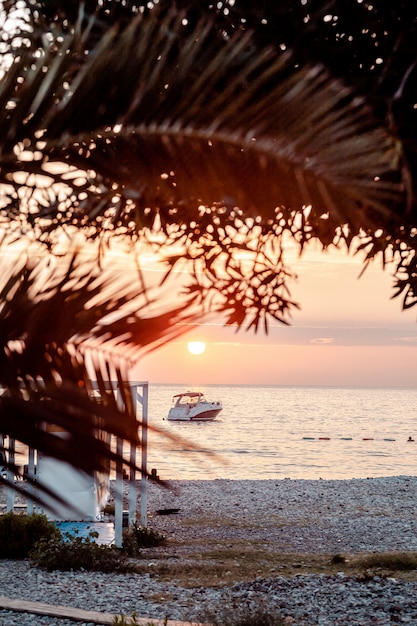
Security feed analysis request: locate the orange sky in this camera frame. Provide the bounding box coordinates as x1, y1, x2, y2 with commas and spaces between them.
132, 245, 417, 388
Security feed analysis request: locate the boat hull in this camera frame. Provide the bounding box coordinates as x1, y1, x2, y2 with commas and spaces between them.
167, 406, 223, 422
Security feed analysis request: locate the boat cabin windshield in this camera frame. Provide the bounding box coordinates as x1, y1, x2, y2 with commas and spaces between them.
174, 393, 205, 406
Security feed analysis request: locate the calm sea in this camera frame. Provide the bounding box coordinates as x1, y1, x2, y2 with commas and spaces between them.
145, 384, 417, 480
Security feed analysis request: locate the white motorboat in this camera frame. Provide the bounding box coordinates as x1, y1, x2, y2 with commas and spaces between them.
166, 391, 223, 422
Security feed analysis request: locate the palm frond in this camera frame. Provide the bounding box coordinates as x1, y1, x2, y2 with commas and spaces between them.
0, 7, 405, 231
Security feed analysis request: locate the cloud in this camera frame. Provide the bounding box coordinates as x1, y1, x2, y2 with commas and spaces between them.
395, 336, 417, 344
310, 337, 335, 344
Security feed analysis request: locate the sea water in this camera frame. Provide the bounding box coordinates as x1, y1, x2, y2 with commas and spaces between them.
145, 384, 417, 480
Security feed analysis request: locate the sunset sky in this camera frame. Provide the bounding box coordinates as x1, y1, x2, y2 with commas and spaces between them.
4, 237, 415, 389
132, 244, 417, 389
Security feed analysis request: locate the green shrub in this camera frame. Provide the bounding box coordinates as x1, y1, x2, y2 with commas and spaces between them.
330, 553, 346, 565
130, 523, 165, 548
115, 606, 286, 626
0, 512, 60, 559
122, 523, 166, 557
356, 551, 417, 572
30, 531, 136, 572
203, 605, 286, 626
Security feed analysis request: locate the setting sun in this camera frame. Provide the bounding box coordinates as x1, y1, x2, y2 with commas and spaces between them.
187, 341, 206, 355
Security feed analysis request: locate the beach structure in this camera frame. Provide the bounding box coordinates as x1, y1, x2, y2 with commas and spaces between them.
1, 381, 149, 548
36, 426, 109, 523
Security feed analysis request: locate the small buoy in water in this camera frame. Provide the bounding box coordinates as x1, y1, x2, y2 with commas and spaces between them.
384, 438, 396, 442
407, 436, 415, 442
340, 437, 353, 441
363, 438, 374, 441
319, 437, 330, 440
303, 437, 315, 440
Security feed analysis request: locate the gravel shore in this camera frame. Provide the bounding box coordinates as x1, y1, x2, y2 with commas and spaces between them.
1, 476, 417, 625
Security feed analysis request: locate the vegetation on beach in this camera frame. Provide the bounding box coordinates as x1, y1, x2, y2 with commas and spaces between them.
0, 511, 60, 559
2, 508, 417, 585
121, 522, 166, 557
129, 538, 417, 587
113, 607, 287, 626
3, 510, 417, 625
4, 509, 417, 584
29, 523, 166, 571
355, 552, 417, 576
138, 549, 417, 586
0, 510, 165, 570
201, 604, 289, 626
29, 530, 137, 572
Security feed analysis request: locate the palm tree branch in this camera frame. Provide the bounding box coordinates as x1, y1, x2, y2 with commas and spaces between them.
1, 7, 405, 226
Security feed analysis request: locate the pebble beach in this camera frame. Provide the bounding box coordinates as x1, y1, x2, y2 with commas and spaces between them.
1, 476, 417, 624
